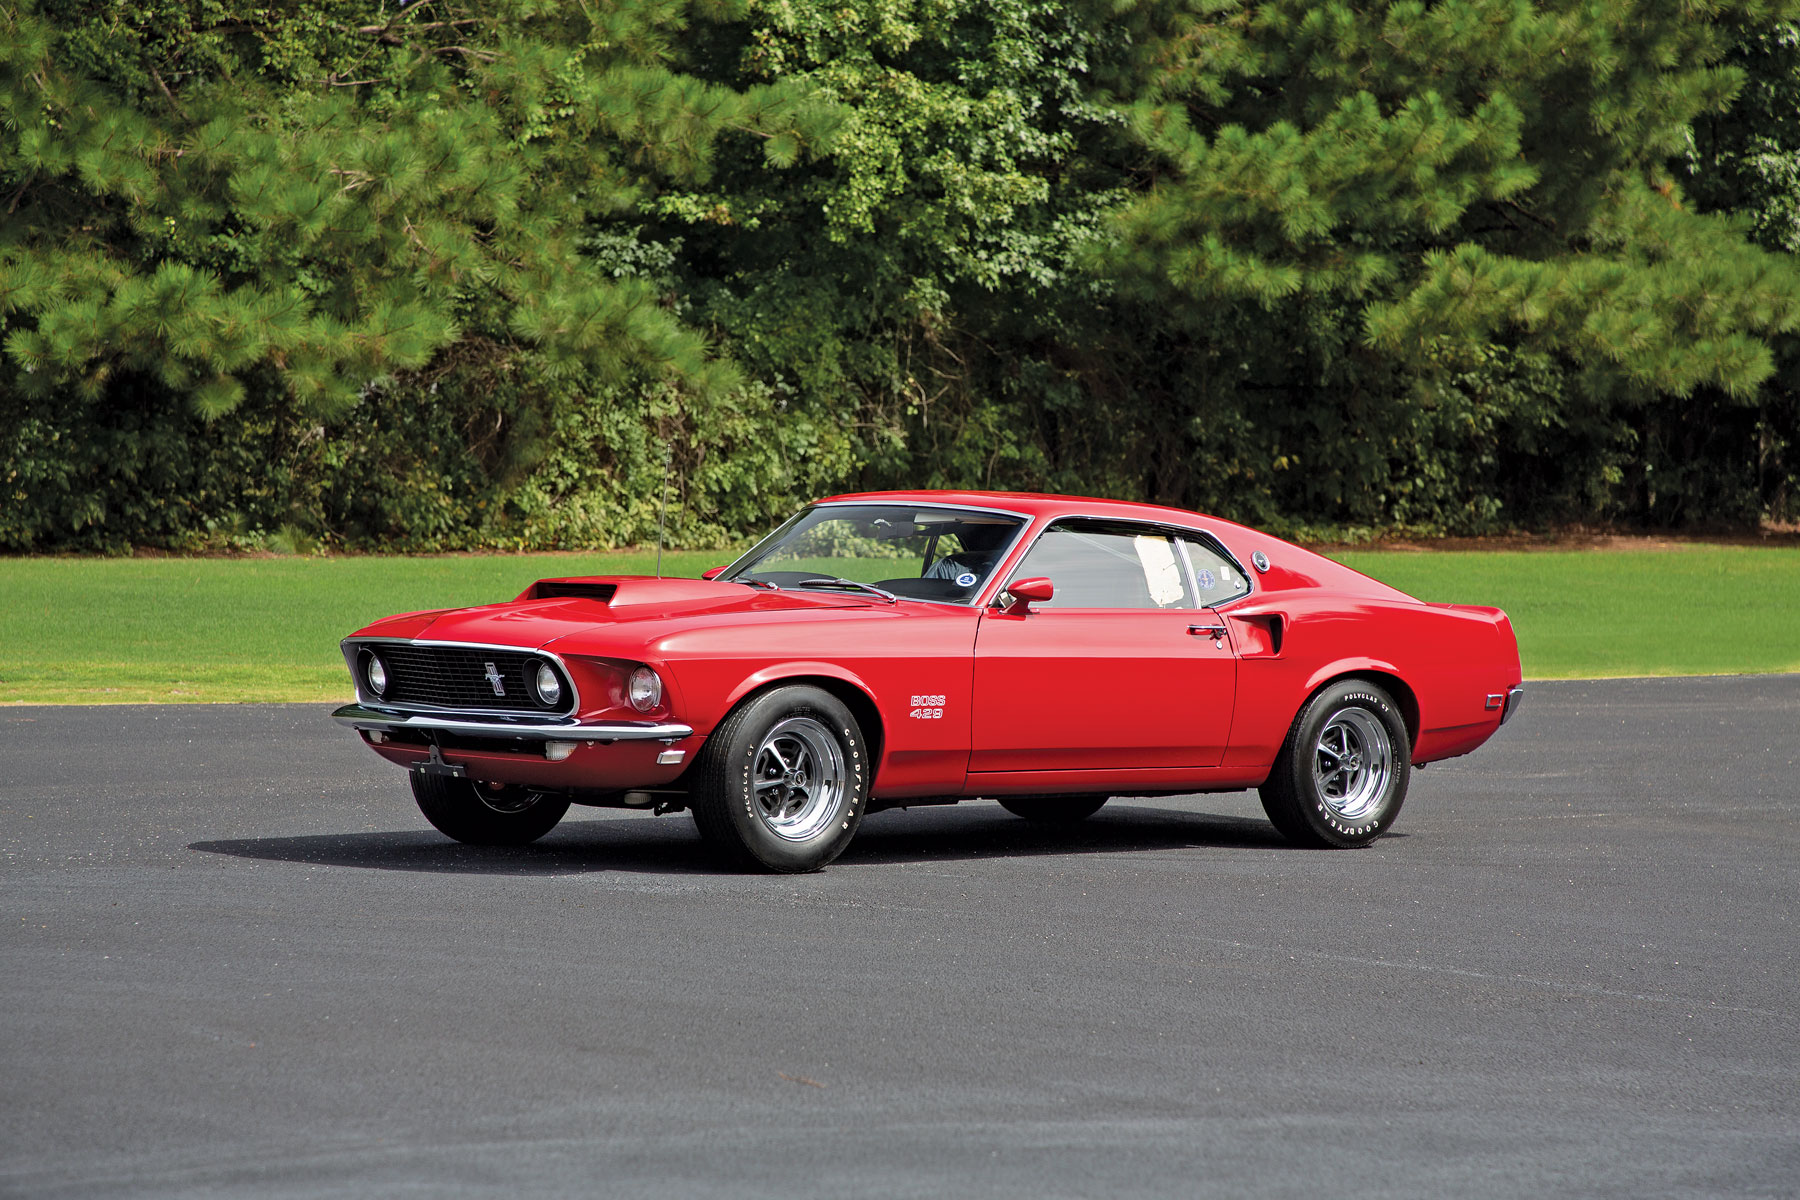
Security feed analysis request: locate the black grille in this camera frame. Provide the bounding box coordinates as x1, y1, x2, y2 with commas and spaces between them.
370, 645, 569, 714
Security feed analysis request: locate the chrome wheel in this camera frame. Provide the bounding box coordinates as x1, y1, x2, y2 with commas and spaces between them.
752, 716, 846, 842
473, 782, 541, 815
691, 686, 869, 872
1312, 706, 1393, 822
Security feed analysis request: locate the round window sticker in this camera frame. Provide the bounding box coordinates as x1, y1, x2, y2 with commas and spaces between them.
1195, 568, 1216, 590
954, 572, 978, 588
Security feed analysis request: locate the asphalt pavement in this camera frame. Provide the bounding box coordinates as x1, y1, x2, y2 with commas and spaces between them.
3, 676, 1797, 1199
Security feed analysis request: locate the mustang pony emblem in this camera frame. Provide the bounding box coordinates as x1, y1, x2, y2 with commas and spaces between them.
483, 662, 506, 697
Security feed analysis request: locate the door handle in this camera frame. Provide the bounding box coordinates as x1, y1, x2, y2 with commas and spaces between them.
1188, 624, 1227, 639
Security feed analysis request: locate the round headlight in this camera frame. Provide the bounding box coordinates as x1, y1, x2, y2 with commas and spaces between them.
627, 666, 663, 713
532, 661, 563, 707
364, 652, 389, 697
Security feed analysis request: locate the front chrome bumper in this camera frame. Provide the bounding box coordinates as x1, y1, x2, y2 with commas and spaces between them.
332, 703, 693, 742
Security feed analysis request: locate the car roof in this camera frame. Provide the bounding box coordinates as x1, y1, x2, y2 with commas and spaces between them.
816, 490, 1416, 603
816, 489, 1218, 528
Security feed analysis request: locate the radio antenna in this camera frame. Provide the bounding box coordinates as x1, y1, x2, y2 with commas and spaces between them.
654, 445, 672, 578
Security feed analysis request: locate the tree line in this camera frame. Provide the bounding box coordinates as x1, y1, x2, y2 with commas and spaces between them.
4, 0, 1799, 552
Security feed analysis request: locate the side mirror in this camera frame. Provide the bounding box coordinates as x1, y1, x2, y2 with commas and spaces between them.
701, 566, 728, 580
1000, 576, 1053, 615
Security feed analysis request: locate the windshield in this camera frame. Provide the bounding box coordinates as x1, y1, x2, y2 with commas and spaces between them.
722, 505, 1027, 604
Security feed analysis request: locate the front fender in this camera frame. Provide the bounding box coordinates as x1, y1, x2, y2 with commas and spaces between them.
718, 661, 882, 720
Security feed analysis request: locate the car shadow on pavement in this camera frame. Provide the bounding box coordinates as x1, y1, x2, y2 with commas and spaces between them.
189, 802, 1298, 876
844, 804, 1293, 864
189, 812, 715, 876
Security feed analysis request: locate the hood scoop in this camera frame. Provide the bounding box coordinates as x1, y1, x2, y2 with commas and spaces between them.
495, 575, 869, 626
526, 580, 619, 603
417, 574, 881, 650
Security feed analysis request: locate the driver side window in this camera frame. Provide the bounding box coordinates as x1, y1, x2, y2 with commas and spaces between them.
1009, 523, 1193, 609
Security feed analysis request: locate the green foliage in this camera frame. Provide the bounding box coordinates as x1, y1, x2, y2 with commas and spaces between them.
5, 0, 1800, 551
0, 0, 842, 549
1093, 0, 1800, 529
1, 373, 318, 552
1679, 17, 1800, 523
658, 0, 1130, 500
0, 357, 834, 552
0, 0, 844, 416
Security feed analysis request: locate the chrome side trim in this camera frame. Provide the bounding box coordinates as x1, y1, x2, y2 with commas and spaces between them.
332, 703, 694, 742
1499, 685, 1525, 726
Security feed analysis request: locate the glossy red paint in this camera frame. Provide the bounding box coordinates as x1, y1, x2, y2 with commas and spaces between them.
335, 490, 1522, 816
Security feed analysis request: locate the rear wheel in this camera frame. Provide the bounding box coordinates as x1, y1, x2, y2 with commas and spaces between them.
996, 795, 1109, 824
690, 686, 869, 873
410, 772, 571, 845
1260, 680, 1410, 848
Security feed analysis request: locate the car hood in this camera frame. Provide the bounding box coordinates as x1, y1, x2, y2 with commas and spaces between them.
352, 577, 872, 651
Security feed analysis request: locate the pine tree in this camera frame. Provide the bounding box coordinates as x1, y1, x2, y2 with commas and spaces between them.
1106, 0, 1800, 398
0, 1, 839, 419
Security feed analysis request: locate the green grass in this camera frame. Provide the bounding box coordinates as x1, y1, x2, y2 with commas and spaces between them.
0, 550, 726, 705
1333, 546, 1800, 679
2, 545, 1796, 704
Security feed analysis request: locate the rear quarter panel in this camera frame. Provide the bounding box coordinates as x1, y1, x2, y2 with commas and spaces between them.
1222, 592, 1522, 772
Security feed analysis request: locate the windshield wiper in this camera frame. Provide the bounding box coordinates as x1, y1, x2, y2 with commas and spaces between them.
729, 577, 781, 590
797, 577, 899, 604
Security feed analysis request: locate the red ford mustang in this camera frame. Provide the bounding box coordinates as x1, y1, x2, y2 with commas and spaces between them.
335, 491, 1523, 871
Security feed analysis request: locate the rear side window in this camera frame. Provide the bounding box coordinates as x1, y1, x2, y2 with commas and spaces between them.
1182, 536, 1251, 605
1008, 522, 1194, 609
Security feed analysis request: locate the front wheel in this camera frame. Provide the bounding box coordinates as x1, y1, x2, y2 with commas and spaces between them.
411, 771, 572, 845
690, 686, 870, 873
1259, 680, 1410, 848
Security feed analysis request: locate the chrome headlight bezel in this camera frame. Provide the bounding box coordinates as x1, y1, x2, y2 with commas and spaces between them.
627, 666, 664, 713
360, 649, 389, 698
531, 661, 564, 708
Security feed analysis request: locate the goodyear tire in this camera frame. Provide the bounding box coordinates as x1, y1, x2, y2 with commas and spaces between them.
996, 795, 1109, 824
690, 686, 869, 873
1259, 679, 1410, 848
410, 771, 571, 845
